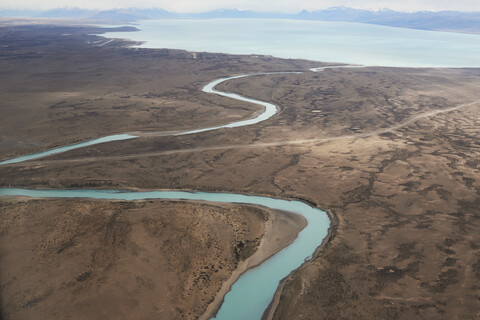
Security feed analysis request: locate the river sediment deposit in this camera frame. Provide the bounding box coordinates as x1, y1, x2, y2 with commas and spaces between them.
0, 197, 304, 319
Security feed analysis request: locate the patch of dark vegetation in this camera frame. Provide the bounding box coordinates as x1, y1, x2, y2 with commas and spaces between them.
102, 211, 131, 248
22, 289, 53, 309
462, 177, 475, 188
57, 237, 75, 254
379, 132, 396, 138
376, 266, 405, 282
436, 244, 456, 255
310, 265, 355, 308
443, 238, 459, 247
442, 257, 457, 267
394, 241, 422, 263
448, 211, 468, 234
234, 239, 259, 261
421, 269, 459, 293
418, 184, 451, 200
469, 241, 480, 250
326, 243, 360, 266
373, 261, 420, 295
472, 256, 480, 281
465, 159, 480, 169
372, 304, 400, 320
400, 180, 421, 192
342, 183, 372, 204
76, 271, 92, 282
412, 303, 445, 316
415, 223, 430, 229
458, 198, 480, 213
414, 215, 434, 230
379, 219, 410, 236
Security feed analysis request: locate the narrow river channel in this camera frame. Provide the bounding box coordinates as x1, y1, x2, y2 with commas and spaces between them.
0, 70, 306, 165
0, 67, 336, 319
0, 188, 330, 319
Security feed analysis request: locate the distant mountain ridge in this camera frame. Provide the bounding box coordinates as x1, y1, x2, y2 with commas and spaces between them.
296, 7, 480, 33
1, 6, 480, 34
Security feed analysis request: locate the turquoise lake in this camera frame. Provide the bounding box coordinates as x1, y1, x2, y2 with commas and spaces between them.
4, 18, 479, 320
104, 18, 480, 68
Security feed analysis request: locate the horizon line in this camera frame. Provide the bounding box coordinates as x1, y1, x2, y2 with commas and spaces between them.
1, 6, 480, 15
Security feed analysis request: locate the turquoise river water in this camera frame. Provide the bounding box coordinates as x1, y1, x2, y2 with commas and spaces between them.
0, 71, 299, 165
3, 17, 480, 319
0, 188, 330, 319
0, 67, 339, 319
5, 17, 479, 318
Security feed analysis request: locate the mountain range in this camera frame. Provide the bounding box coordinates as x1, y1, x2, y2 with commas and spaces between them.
1, 6, 480, 34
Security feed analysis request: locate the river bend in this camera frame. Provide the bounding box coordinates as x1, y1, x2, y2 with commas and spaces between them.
0, 70, 308, 165
0, 188, 329, 319
0, 67, 337, 319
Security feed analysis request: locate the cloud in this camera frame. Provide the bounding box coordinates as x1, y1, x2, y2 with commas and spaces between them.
2, 0, 480, 12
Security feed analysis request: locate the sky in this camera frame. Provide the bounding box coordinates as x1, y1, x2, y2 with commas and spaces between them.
2, 0, 480, 12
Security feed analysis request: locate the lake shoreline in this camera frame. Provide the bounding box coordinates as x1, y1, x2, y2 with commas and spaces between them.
103, 18, 480, 68
3, 23, 480, 319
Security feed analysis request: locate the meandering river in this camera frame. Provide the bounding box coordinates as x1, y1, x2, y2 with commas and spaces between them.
0, 70, 308, 165
0, 188, 329, 319
3, 19, 480, 317
0, 67, 336, 319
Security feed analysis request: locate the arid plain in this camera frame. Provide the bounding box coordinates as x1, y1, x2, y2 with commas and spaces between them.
1, 24, 480, 319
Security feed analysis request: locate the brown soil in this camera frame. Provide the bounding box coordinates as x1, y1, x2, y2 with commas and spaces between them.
0, 198, 305, 320
2, 23, 480, 319
0, 24, 320, 161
